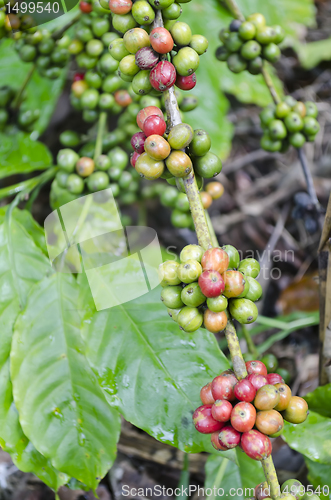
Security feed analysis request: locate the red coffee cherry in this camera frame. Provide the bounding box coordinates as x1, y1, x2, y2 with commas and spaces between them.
231, 402, 256, 432
211, 431, 228, 450
143, 115, 167, 137
79, 1, 92, 13
211, 399, 233, 422
198, 270, 225, 298
137, 106, 163, 130
73, 72, 85, 82
200, 382, 215, 405
176, 73, 197, 91
247, 373, 268, 391
267, 373, 284, 385
222, 270, 245, 298
241, 429, 272, 461
211, 370, 238, 401
255, 482, 270, 500
109, 0, 132, 14
234, 379, 256, 402
202, 248, 229, 274
255, 409, 284, 436
274, 383, 292, 411
131, 131, 146, 154
114, 90, 132, 107
150, 27, 174, 54
254, 384, 280, 411
135, 47, 159, 70
150, 61, 177, 91
130, 151, 141, 167
246, 360, 268, 377
218, 425, 241, 449
192, 405, 224, 434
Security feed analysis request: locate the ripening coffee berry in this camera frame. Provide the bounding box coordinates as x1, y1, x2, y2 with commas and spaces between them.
211, 431, 228, 450
181, 282, 206, 308
166, 151, 193, 177
274, 384, 292, 411
177, 259, 202, 284
255, 409, 284, 436
79, 1, 92, 12
198, 270, 225, 298
204, 309, 228, 333
222, 270, 245, 298
143, 115, 167, 137
135, 152, 165, 180
124, 28, 150, 54
206, 182, 224, 200
180, 244, 204, 263
159, 260, 181, 285
109, 0, 132, 14
282, 396, 308, 424
234, 379, 256, 402
201, 191, 213, 209
202, 248, 229, 274
150, 27, 174, 54
130, 151, 141, 167
246, 360, 267, 377
137, 105, 163, 130
144, 135, 171, 160
161, 285, 184, 309
231, 402, 256, 432
135, 47, 159, 69
206, 295, 228, 313
168, 123, 194, 149
150, 60, 177, 91
254, 384, 280, 411
255, 482, 270, 500
218, 425, 241, 449
281, 480, 305, 500
266, 373, 284, 385
212, 399, 233, 422
247, 374, 268, 391
211, 370, 238, 401
177, 306, 203, 332
76, 157, 95, 177
200, 383, 215, 405
175, 73, 197, 91
131, 131, 146, 153
241, 429, 272, 461
193, 405, 224, 434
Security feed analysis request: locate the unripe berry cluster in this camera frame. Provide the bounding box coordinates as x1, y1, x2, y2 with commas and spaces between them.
216, 13, 284, 75
130, 104, 222, 181
0, 85, 40, 132
108, 0, 208, 95
54, 146, 139, 200
260, 97, 320, 152
193, 360, 308, 461
0, 0, 38, 41
255, 477, 311, 500
159, 246, 262, 334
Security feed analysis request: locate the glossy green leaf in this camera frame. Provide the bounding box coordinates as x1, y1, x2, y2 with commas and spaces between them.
81, 271, 230, 454
0, 209, 67, 490
0, 39, 66, 135
304, 384, 331, 419
282, 411, 331, 464
4, 207, 48, 255
305, 457, 331, 499
296, 38, 331, 69
11, 273, 121, 490
0, 132, 52, 179
205, 451, 265, 500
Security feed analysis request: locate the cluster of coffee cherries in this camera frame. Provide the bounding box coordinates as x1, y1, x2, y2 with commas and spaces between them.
159, 181, 224, 229
216, 13, 284, 75
0, 0, 36, 40
108, 0, 208, 95
193, 360, 308, 461
159, 246, 262, 334
254, 478, 316, 500
0, 85, 41, 132
130, 105, 222, 181
54, 146, 139, 201
260, 97, 320, 152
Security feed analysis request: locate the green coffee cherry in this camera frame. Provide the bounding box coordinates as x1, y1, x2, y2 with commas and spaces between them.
173, 47, 200, 76
132, 0, 155, 25
59, 130, 80, 147
108, 147, 128, 170
222, 244, 240, 269
263, 43, 281, 63
132, 70, 153, 95
159, 260, 181, 286
170, 22, 192, 46
102, 75, 123, 93
238, 21, 256, 41
57, 149, 79, 172
81, 89, 99, 109
238, 258, 260, 278
189, 34, 208, 55
180, 244, 204, 263
148, 0, 174, 9
269, 119, 287, 140
215, 46, 230, 62
171, 210, 192, 228
102, 32, 119, 47
206, 295, 228, 313
92, 17, 110, 37
180, 95, 198, 112
261, 353, 278, 372
160, 187, 179, 207
229, 298, 258, 324
19, 45, 37, 62
303, 117, 320, 136
284, 112, 303, 133
55, 171, 69, 189
161, 285, 185, 309
85, 70, 103, 89
119, 171, 133, 189
225, 32, 243, 52
181, 282, 206, 307
246, 13, 266, 31
190, 129, 211, 157
247, 56, 263, 74
193, 152, 222, 178
289, 132, 305, 148
177, 259, 202, 284
109, 38, 131, 61
99, 53, 119, 74
174, 193, 189, 212
244, 277, 262, 302
177, 306, 203, 333
260, 106, 276, 126
168, 123, 194, 149
260, 134, 282, 152
167, 307, 183, 322
96, 154, 111, 171
275, 102, 291, 119
66, 173, 84, 194
241, 40, 261, 60
87, 171, 109, 192
227, 53, 247, 73
305, 101, 318, 118
83, 109, 99, 123
112, 13, 138, 33
162, 2, 182, 19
